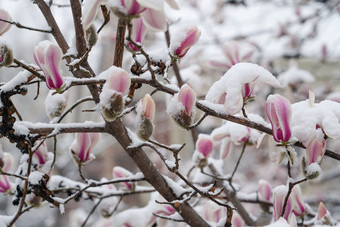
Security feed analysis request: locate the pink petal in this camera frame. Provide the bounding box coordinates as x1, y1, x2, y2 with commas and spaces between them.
0, 9, 12, 36
175, 26, 201, 58
317, 202, 327, 220
44, 43, 64, 89
82, 0, 107, 30
258, 179, 272, 202
141, 8, 167, 32
107, 68, 131, 94
128, 17, 147, 50
142, 94, 155, 121
196, 135, 213, 158
178, 84, 196, 115
122, 0, 146, 15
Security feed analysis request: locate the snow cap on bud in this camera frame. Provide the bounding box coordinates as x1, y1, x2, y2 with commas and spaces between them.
170, 25, 201, 58
136, 95, 155, 140
316, 202, 333, 225
45, 90, 68, 119
33, 40, 64, 90
273, 185, 292, 221
266, 94, 292, 143
0, 38, 13, 67
82, 0, 107, 30
70, 133, 100, 165
290, 185, 307, 216
167, 84, 196, 129
0, 153, 13, 194
128, 17, 147, 51
100, 66, 131, 121
112, 166, 135, 190
0, 9, 11, 36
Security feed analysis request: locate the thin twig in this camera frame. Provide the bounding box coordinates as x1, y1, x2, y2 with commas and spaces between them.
0, 18, 52, 33
81, 198, 103, 227
57, 97, 94, 123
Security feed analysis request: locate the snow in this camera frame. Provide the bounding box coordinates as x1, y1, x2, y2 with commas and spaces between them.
0, 71, 30, 92
265, 217, 290, 227
205, 63, 282, 115
163, 175, 191, 198
278, 66, 314, 87
28, 171, 44, 185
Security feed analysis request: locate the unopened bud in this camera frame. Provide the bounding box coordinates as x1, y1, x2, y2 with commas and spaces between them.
136, 117, 153, 140
0, 42, 13, 67
102, 93, 124, 122
86, 24, 98, 48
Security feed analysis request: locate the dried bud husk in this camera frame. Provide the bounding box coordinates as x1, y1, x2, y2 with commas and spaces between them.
0, 44, 13, 67
172, 109, 193, 129
86, 24, 98, 48
102, 93, 124, 122
136, 117, 153, 140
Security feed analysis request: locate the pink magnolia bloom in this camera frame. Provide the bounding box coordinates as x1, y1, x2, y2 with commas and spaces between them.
0, 9, 11, 36
70, 133, 100, 165
82, 0, 107, 30
103, 67, 131, 94
33, 141, 49, 166
266, 94, 292, 143
317, 202, 328, 221
196, 134, 214, 159
202, 200, 227, 223
136, 94, 155, 140
170, 25, 201, 58
305, 133, 326, 165
167, 84, 196, 128
33, 41, 64, 90
120, 0, 146, 15
316, 202, 333, 225
128, 17, 147, 51
290, 185, 307, 216
258, 179, 272, 202
139, 94, 155, 121
0, 153, 13, 193
232, 212, 244, 227
112, 166, 134, 189
273, 185, 292, 221
147, 205, 176, 225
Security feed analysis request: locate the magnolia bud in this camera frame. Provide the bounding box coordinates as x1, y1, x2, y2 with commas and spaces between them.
136, 95, 155, 140
45, 91, 68, 119
86, 24, 98, 48
170, 25, 201, 58
0, 41, 13, 67
102, 93, 124, 122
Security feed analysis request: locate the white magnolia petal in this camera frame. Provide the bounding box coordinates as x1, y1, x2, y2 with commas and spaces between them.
141, 8, 167, 32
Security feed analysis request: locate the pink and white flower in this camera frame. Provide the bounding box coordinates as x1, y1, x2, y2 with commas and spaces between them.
0, 9, 11, 36
112, 166, 134, 190
136, 94, 156, 140
258, 179, 272, 203
195, 134, 214, 159
305, 130, 326, 165
82, 0, 108, 30
0, 153, 14, 194
33, 41, 64, 90
266, 94, 292, 143
167, 84, 196, 128
170, 25, 201, 58
128, 17, 147, 51
70, 133, 100, 165
316, 202, 333, 225
273, 185, 292, 221
290, 185, 307, 216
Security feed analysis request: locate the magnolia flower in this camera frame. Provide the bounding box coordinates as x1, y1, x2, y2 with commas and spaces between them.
170, 25, 201, 58
0, 153, 14, 194
33, 141, 49, 166
209, 41, 256, 70
305, 129, 326, 165
202, 200, 227, 223
33, 40, 64, 90
99, 66, 131, 121
232, 212, 244, 227
70, 133, 100, 165
258, 180, 272, 202
273, 185, 292, 221
206, 63, 282, 115
196, 134, 213, 159
112, 166, 134, 190
266, 94, 292, 143
136, 94, 155, 140
316, 202, 333, 225
167, 84, 196, 129
0, 9, 11, 36
112, 0, 179, 32
128, 17, 147, 51
290, 185, 307, 216
82, 0, 107, 30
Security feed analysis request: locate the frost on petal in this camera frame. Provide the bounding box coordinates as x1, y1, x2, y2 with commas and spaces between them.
82, 0, 107, 30
0, 9, 11, 36
206, 63, 282, 115
141, 8, 167, 32
196, 134, 213, 158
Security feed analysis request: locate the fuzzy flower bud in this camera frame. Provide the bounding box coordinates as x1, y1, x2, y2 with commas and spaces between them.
0, 39, 13, 67
70, 133, 100, 165
170, 25, 201, 58
128, 17, 147, 51
136, 94, 155, 140
33, 40, 64, 90
167, 84, 196, 129
273, 185, 292, 221
100, 67, 131, 121
45, 90, 68, 119
112, 166, 135, 190
0, 9, 11, 36
266, 94, 292, 143
86, 24, 98, 48
0, 153, 13, 194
